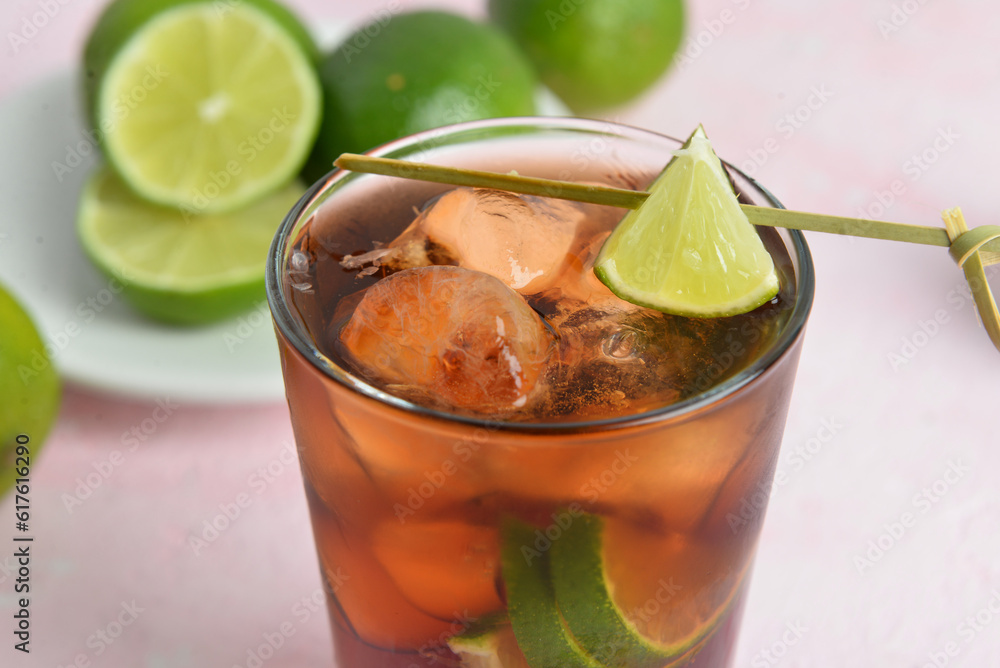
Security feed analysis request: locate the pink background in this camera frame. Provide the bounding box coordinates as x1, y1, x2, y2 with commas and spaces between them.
2, 0, 1000, 666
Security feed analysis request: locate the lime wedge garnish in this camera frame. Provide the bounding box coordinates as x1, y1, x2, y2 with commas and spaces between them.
550, 514, 723, 667
594, 126, 779, 317
77, 167, 303, 324
500, 518, 604, 668
84, 0, 321, 213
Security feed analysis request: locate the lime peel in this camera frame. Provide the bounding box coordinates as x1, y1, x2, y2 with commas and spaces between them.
550, 513, 719, 668
594, 126, 779, 318
77, 167, 304, 325
500, 517, 603, 668
448, 613, 525, 668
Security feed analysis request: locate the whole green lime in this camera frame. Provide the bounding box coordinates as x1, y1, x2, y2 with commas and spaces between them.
0, 285, 60, 497
303, 11, 538, 183
488, 0, 685, 112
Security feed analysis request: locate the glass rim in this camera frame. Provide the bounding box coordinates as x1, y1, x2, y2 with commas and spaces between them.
266, 117, 815, 433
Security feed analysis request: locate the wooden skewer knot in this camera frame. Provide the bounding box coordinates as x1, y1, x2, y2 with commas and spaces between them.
942, 208, 1000, 353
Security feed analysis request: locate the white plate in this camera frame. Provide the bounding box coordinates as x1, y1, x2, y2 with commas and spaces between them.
0, 71, 286, 404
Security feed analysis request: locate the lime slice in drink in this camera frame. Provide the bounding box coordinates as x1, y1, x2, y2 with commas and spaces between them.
83, 0, 321, 213
594, 127, 779, 318
77, 167, 303, 325
550, 513, 726, 667
448, 614, 529, 668
500, 518, 604, 668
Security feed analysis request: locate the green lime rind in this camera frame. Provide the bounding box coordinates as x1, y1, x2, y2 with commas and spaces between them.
302, 11, 537, 184
447, 612, 513, 668
551, 514, 697, 668
594, 126, 779, 318
76, 167, 304, 325
487, 0, 684, 112
500, 517, 603, 668
82, 0, 319, 124
449, 614, 536, 668
0, 286, 61, 497
90, 271, 267, 326
448, 611, 509, 650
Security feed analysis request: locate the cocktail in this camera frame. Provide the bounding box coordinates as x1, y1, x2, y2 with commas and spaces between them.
266, 118, 814, 667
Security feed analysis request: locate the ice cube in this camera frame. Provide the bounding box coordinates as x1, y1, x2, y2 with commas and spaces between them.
386, 188, 584, 293
336, 265, 555, 415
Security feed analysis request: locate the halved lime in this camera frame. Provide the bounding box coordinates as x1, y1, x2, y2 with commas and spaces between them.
594, 127, 779, 318
83, 0, 321, 213
550, 514, 727, 667
77, 167, 303, 324
500, 517, 603, 668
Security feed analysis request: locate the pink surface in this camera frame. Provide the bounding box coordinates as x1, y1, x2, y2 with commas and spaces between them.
2, 0, 999, 666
